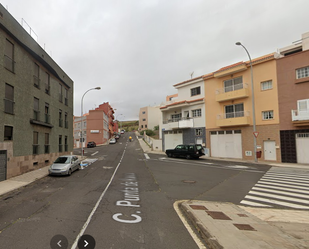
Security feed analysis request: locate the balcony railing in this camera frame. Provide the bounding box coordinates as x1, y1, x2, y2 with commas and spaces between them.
216, 111, 250, 127
162, 117, 194, 129
4, 55, 15, 72
65, 120, 68, 129
59, 119, 63, 127
59, 144, 63, 152
64, 144, 68, 152
33, 145, 39, 155
44, 145, 50, 154
45, 114, 50, 124
45, 85, 50, 95
292, 109, 309, 121
65, 98, 68, 106
215, 83, 249, 102
33, 110, 40, 121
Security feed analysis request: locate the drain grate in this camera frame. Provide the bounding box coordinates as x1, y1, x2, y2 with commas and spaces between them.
233, 224, 256, 231
182, 180, 196, 184
237, 214, 248, 217
206, 211, 232, 220
189, 205, 208, 210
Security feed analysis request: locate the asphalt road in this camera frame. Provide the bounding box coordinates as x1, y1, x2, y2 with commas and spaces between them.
0, 132, 272, 249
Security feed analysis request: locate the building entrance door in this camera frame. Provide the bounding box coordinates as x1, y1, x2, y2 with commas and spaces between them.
0, 150, 7, 182
264, 140, 276, 161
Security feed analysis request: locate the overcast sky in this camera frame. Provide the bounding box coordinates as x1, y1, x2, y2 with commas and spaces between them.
2, 0, 309, 120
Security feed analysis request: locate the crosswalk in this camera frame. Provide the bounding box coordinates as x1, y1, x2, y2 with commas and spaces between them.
240, 167, 309, 209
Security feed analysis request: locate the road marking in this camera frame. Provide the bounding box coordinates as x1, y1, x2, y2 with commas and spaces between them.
71, 145, 127, 249
91, 151, 98, 156
240, 200, 271, 207
228, 165, 249, 169
252, 187, 309, 199
144, 153, 150, 160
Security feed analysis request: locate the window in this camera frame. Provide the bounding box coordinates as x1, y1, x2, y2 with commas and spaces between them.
262, 110, 274, 120
296, 66, 309, 79
141, 125, 143, 128
225, 103, 244, 118
59, 135, 62, 152
142, 111, 146, 114
4, 126, 13, 140
4, 39, 15, 72
224, 77, 243, 92
34, 98, 40, 121
145, 124, 147, 128
44, 72, 50, 94
59, 110, 63, 127
45, 133, 49, 154
298, 99, 309, 112
191, 86, 201, 96
171, 113, 181, 122
192, 109, 202, 117
65, 136, 68, 152
33, 63, 40, 88
65, 113, 68, 128
33, 132, 39, 155
59, 84, 63, 102
4, 83, 14, 114
45, 103, 50, 123
143, 119, 146, 121
261, 80, 273, 90
195, 129, 202, 136
64, 88, 68, 106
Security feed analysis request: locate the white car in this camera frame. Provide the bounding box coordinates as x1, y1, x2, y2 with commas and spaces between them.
49, 155, 80, 176
109, 138, 116, 144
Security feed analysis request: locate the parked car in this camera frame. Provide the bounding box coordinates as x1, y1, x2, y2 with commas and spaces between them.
115, 134, 120, 140
49, 155, 80, 176
165, 144, 205, 159
109, 138, 117, 144
87, 141, 96, 148
121, 130, 125, 134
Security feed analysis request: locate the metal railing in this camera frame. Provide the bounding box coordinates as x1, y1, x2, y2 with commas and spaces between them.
217, 111, 250, 119
33, 75, 40, 89
4, 55, 15, 72
33, 145, 39, 155
4, 99, 14, 114
216, 83, 248, 94
163, 117, 192, 124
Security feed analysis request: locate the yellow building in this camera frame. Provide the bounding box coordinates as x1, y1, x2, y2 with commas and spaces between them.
204, 53, 281, 162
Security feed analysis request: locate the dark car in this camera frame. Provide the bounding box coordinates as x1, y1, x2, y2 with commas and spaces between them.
165, 144, 205, 159
87, 141, 96, 148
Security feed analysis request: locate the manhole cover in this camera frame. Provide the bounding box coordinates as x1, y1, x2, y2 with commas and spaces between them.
206, 211, 232, 220
182, 180, 196, 184
189, 205, 208, 210
233, 224, 256, 231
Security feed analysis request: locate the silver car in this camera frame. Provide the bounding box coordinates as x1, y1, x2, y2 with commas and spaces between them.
49, 155, 80, 176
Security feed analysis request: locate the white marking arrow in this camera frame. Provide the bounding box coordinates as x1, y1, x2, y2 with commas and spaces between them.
84, 240, 89, 247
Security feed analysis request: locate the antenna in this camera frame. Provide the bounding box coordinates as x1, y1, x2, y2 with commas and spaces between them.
191, 71, 194, 79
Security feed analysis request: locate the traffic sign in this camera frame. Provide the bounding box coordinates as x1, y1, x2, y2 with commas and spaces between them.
253, 132, 259, 138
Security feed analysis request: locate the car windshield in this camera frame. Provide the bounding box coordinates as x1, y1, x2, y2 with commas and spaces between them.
54, 157, 70, 164
196, 145, 203, 150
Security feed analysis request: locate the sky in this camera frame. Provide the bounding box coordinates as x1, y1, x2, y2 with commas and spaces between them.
2, 0, 309, 121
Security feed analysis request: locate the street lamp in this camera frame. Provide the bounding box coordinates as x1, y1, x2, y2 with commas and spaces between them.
116, 114, 123, 132
80, 87, 101, 158
236, 42, 257, 162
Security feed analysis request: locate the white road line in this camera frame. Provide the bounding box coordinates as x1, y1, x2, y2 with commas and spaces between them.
252, 187, 309, 199
144, 153, 150, 160
265, 172, 309, 179
255, 183, 309, 194
245, 195, 309, 209
258, 179, 309, 187
91, 151, 98, 156
257, 181, 309, 190
248, 190, 309, 205
262, 176, 309, 184
240, 200, 271, 207
71, 145, 127, 249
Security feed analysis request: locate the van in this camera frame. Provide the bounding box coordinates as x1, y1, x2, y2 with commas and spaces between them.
165, 144, 205, 159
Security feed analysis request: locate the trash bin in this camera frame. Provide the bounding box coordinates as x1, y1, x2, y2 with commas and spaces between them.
256, 151, 262, 158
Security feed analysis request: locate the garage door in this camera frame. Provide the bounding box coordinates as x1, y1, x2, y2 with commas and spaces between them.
164, 131, 183, 150
210, 130, 242, 159
296, 133, 309, 164
0, 150, 7, 182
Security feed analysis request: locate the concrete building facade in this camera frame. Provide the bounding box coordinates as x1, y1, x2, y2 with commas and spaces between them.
139, 106, 161, 131
0, 4, 74, 181
277, 32, 309, 164
160, 76, 206, 151
204, 54, 281, 162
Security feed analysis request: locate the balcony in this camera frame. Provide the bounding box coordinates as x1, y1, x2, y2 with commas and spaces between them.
216, 83, 249, 102
216, 111, 250, 127
292, 109, 309, 126
162, 117, 194, 130
33, 75, 40, 89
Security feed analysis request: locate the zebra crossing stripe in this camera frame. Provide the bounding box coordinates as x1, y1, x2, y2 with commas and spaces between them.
245, 195, 309, 209
257, 181, 309, 190
252, 187, 309, 199
240, 200, 271, 207
261, 176, 309, 184
258, 179, 309, 187
249, 190, 309, 205
255, 183, 309, 194
265, 172, 309, 179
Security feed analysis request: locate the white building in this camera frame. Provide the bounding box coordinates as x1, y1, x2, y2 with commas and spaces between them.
160, 76, 206, 150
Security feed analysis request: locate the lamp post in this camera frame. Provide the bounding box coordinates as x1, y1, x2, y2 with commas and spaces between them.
80, 87, 101, 158
116, 114, 123, 131
235, 42, 257, 162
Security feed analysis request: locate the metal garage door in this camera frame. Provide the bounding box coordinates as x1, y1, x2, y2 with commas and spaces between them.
164, 131, 183, 150
210, 130, 242, 159
296, 133, 309, 164
0, 150, 7, 182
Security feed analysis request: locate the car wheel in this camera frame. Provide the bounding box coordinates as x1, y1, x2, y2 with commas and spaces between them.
167, 153, 172, 158
68, 168, 72, 176
186, 155, 191, 159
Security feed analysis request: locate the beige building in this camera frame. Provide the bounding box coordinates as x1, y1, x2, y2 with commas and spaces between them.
139, 106, 161, 131
204, 53, 281, 162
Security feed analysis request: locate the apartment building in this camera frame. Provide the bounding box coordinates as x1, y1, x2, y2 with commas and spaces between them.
204, 53, 281, 162
139, 106, 161, 131
277, 31, 309, 164
160, 76, 205, 151
73, 102, 114, 148
0, 4, 74, 181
